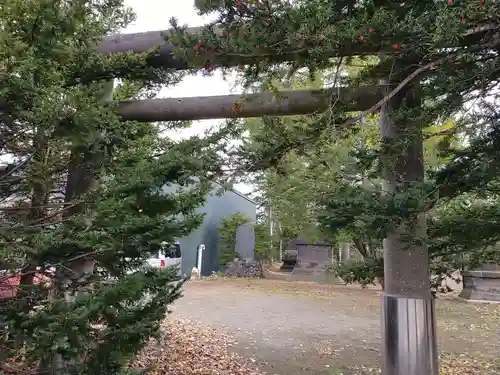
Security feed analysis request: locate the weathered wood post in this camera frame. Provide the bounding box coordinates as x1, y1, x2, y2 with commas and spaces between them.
379, 74, 438, 375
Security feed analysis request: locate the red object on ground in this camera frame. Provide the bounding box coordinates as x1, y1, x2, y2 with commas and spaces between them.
0, 275, 21, 298
0, 272, 54, 298
5, 276, 21, 285
160, 259, 166, 268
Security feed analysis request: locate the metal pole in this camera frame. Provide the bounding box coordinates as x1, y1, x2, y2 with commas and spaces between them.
278, 222, 283, 261
268, 205, 273, 236
197, 244, 205, 275
379, 78, 438, 375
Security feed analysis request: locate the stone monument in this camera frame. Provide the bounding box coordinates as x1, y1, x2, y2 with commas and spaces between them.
459, 264, 500, 302
234, 223, 255, 261
224, 224, 261, 277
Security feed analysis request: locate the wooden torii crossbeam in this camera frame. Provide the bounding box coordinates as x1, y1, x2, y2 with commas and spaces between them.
117, 86, 383, 122
96, 27, 382, 121
97, 25, 494, 69
97, 26, 341, 70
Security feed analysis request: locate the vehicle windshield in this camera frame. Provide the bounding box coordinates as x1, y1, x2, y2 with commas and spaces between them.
160, 242, 181, 258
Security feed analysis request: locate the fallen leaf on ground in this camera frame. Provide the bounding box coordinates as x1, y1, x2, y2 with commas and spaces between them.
130, 316, 265, 375
439, 352, 500, 375
328, 354, 499, 375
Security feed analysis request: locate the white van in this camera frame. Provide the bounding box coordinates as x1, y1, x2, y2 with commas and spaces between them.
117, 241, 182, 278
145, 241, 182, 274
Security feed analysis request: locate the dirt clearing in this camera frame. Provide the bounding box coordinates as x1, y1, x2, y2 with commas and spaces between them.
166, 278, 499, 375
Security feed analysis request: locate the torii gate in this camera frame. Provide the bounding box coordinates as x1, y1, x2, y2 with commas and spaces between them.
100, 27, 436, 375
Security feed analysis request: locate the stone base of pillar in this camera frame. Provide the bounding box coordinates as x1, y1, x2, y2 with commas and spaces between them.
458, 270, 500, 303
381, 294, 439, 375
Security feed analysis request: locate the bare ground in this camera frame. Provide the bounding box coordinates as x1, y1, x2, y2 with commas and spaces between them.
170, 278, 500, 375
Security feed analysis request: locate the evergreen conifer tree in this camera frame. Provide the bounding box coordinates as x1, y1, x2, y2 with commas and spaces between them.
0, 1, 225, 374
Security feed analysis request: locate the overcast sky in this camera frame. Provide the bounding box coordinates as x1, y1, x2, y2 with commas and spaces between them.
123, 0, 252, 195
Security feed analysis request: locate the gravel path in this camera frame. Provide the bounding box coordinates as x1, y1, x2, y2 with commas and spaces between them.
169, 279, 499, 374
170, 280, 382, 374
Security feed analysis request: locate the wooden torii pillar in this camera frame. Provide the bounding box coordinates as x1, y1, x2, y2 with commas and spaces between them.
379, 77, 437, 375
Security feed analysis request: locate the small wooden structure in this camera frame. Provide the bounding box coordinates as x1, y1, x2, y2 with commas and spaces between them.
288, 238, 336, 283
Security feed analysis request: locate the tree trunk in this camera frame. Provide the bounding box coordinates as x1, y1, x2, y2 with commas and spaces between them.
378, 276, 385, 290
18, 134, 50, 350
21, 136, 48, 272
352, 237, 368, 258
339, 243, 350, 263
44, 81, 114, 375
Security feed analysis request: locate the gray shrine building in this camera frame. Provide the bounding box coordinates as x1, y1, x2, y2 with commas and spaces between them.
164, 182, 257, 276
